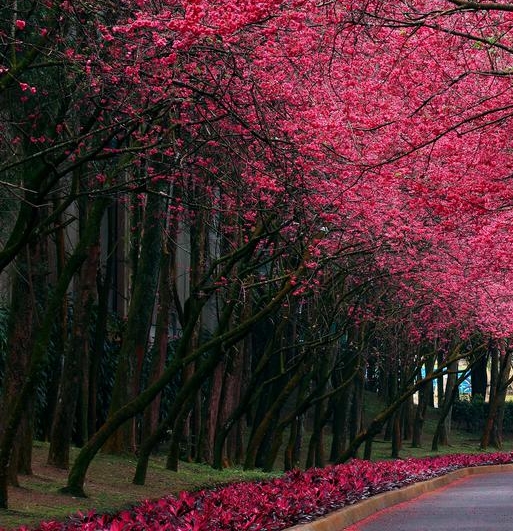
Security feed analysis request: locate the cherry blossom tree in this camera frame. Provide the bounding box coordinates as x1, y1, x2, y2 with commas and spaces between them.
4, 0, 513, 508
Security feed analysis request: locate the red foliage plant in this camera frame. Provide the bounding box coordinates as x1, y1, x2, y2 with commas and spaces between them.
10, 453, 513, 531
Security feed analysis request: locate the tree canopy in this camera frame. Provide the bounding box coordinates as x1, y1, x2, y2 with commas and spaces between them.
2, 0, 513, 509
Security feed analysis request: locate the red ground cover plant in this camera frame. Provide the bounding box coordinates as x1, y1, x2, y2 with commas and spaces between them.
9, 452, 513, 531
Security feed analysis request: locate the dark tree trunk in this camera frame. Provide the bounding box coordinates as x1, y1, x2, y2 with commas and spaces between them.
244, 363, 306, 470
140, 228, 175, 446
305, 355, 332, 469
391, 409, 402, 458
329, 380, 354, 461
412, 355, 435, 447
436, 350, 445, 408
471, 346, 488, 400
432, 359, 463, 451
402, 395, 413, 441
203, 361, 224, 464
305, 399, 330, 469
0, 246, 38, 484
0, 198, 109, 508
48, 236, 100, 468
88, 202, 116, 436
103, 189, 163, 454
481, 345, 512, 450
348, 365, 365, 453
284, 415, 303, 471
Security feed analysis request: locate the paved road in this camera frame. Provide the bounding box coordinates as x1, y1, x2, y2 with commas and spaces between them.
346, 471, 513, 531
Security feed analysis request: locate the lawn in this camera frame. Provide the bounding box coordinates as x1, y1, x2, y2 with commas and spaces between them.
1, 396, 511, 530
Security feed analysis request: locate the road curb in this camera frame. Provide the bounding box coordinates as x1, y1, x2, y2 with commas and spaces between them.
285, 463, 513, 531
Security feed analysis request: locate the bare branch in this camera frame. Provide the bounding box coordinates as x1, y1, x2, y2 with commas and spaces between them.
447, 0, 513, 12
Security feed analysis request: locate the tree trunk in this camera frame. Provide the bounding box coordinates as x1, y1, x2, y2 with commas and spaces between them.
284, 415, 302, 471
0, 197, 109, 508
471, 345, 488, 400
0, 245, 38, 485
412, 355, 435, 447
432, 360, 465, 451
329, 379, 354, 461
139, 226, 175, 446
402, 395, 413, 441
103, 189, 163, 454
212, 318, 288, 470
305, 355, 332, 469
391, 409, 402, 458
481, 345, 512, 450
65, 251, 305, 496
244, 363, 306, 470
305, 399, 330, 469
348, 365, 365, 455
48, 235, 100, 468
88, 202, 116, 436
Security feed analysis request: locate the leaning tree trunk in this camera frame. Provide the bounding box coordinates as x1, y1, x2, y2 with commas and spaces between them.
244, 362, 307, 470
64, 243, 307, 496
212, 316, 289, 470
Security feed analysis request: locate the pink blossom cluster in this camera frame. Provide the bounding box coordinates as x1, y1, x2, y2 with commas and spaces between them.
9, 453, 513, 531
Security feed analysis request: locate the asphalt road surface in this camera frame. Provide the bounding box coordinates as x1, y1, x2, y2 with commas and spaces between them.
345, 470, 513, 531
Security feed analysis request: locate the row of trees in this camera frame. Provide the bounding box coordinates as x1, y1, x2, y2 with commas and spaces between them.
1, 0, 513, 510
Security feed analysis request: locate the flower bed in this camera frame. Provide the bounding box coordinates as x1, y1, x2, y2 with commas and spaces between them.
12, 452, 513, 531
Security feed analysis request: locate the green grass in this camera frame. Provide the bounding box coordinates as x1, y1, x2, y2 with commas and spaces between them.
360, 391, 513, 461
0, 443, 278, 530
1, 396, 511, 530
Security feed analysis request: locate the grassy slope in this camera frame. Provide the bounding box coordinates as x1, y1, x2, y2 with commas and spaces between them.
1, 396, 511, 530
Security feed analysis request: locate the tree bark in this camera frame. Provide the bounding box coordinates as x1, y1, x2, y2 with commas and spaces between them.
103, 189, 163, 454
412, 355, 435, 447
65, 241, 307, 495
48, 234, 100, 468
481, 344, 512, 450
0, 197, 109, 508
88, 202, 116, 436
0, 245, 38, 485
431, 360, 466, 451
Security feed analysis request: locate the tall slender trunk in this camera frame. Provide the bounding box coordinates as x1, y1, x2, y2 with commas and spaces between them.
481, 345, 512, 450
0, 245, 38, 485
48, 234, 100, 468
432, 360, 465, 451
391, 408, 402, 458
88, 203, 116, 436
412, 355, 435, 447
348, 365, 365, 456
140, 209, 177, 445
0, 197, 109, 508
103, 190, 163, 454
